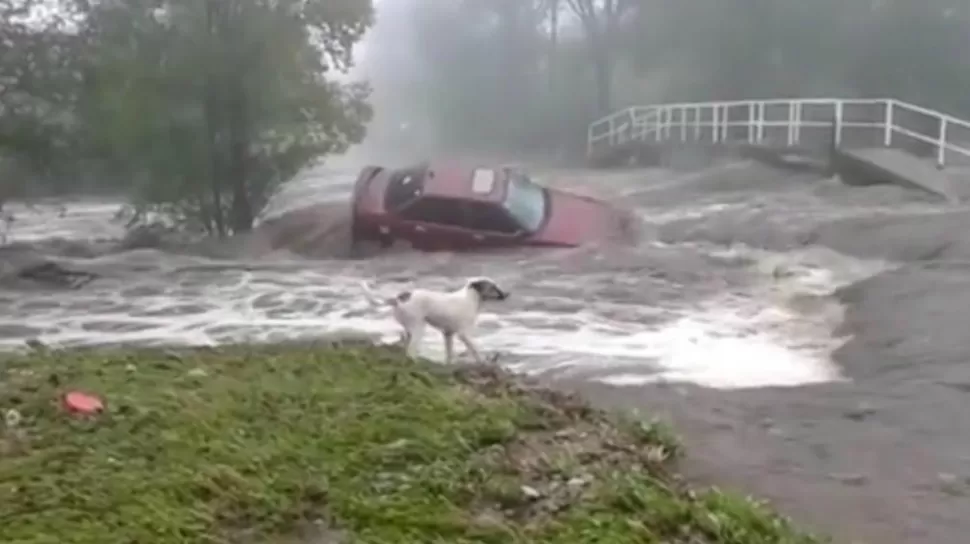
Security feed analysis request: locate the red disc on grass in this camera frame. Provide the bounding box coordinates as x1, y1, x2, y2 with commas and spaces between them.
63, 391, 104, 415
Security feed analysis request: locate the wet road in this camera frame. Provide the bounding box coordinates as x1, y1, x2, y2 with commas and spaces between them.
2, 160, 970, 541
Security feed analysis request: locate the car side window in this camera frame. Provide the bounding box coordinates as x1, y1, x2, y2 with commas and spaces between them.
398, 197, 519, 234
461, 202, 519, 234
398, 197, 467, 227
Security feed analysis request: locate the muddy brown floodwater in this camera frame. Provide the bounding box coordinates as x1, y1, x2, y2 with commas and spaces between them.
2, 160, 970, 542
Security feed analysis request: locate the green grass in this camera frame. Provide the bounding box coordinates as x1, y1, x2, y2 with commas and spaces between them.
0, 343, 825, 543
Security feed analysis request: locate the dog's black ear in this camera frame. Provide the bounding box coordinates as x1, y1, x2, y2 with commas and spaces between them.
469, 278, 508, 301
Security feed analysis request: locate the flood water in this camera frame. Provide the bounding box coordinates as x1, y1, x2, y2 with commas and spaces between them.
4, 158, 970, 542
1, 161, 935, 389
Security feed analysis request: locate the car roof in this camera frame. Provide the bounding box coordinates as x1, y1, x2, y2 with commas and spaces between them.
412, 162, 506, 203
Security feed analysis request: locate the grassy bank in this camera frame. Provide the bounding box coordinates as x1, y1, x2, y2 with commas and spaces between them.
0, 343, 823, 543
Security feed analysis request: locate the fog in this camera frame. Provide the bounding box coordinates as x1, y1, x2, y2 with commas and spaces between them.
348, 0, 970, 165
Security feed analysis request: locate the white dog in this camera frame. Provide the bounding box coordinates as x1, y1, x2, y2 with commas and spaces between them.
359, 277, 509, 364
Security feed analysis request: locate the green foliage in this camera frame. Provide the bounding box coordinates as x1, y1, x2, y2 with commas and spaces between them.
0, 0, 373, 228
0, 344, 823, 543
73, 0, 373, 234
0, 0, 85, 196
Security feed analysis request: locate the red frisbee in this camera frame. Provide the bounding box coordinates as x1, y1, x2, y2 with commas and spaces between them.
63, 391, 104, 415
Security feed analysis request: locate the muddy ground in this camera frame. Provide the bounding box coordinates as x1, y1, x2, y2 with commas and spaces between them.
554, 172, 970, 544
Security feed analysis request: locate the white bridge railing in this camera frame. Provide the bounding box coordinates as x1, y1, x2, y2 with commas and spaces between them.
587, 98, 970, 168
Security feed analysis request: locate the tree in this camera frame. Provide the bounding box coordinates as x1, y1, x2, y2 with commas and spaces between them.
74, 0, 373, 235
1, 0, 83, 198
563, 0, 635, 115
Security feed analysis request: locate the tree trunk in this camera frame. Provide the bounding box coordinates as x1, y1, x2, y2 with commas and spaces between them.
548, 0, 561, 154
214, 0, 253, 235
227, 91, 253, 234
203, 93, 226, 236
549, 0, 558, 94
590, 40, 613, 116
203, 0, 226, 237
571, 0, 616, 117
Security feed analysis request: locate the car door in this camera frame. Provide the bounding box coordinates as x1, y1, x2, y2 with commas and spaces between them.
460, 201, 526, 248
393, 196, 488, 250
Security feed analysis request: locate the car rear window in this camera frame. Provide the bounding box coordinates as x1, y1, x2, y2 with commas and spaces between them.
384, 167, 427, 211
471, 168, 497, 194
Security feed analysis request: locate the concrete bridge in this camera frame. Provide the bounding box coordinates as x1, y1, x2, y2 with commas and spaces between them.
586, 98, 970, 203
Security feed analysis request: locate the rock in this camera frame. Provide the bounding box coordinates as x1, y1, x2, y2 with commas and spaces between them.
766, 426, 787, 437
843, 402, 877, 421
554, 429, 576, 439
938, 473, 967, 496
117, 223, 169, 250
520, 485, 541, 500
471, 510, 506, 531
644, 445, 670, 463
567, 475, 592, 488
4, 409, 22, 428
9, 260, 98, 289
115, 222, 207, 254
772, 264, 795, 278
383, 438, 410, 450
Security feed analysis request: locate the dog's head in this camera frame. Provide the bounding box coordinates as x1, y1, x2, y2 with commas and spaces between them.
466, 277, 509, 302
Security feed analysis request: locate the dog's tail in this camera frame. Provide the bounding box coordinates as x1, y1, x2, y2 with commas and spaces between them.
359, 280, 400, 308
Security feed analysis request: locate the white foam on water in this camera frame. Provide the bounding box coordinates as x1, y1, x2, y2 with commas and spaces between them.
472, 245, 881, 390
0, 243, 886, 390
340, 251, 855, 390
0, 167, 892, 390
591, 308, 841, 389
2, 200, 125, 243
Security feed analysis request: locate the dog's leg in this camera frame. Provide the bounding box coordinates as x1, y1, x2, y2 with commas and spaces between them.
442, 332, 455, 365
397, 329, 411, 348
405, 322, 425, 359
457, 332, 485, 364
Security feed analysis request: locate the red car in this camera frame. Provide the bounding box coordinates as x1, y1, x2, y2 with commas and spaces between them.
351, 161, 624, 251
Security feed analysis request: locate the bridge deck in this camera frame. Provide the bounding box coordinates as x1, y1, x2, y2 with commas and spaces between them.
840, 148, 958, 203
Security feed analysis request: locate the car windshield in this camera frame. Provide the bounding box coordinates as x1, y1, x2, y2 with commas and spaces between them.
502, 172, 546, 232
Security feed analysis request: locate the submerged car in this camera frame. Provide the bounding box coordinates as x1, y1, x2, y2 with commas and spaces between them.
351, 161, 623, 251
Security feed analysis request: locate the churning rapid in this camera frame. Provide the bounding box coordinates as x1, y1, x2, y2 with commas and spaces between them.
4, 159, 942, 390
